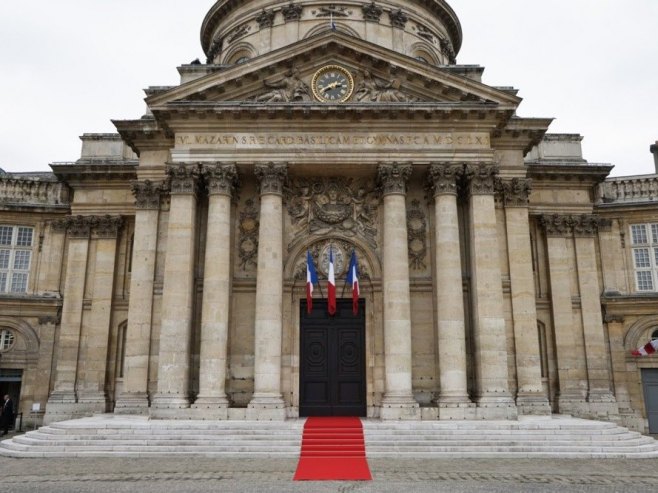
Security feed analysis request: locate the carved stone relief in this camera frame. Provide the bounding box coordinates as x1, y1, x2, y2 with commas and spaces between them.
253, 68, 312, 102
354, 70, 419, 102
285, 177, 379, 249
292, 239, 371, 282
416, 24, 435, 43
238, 199, 259, 270
227, 24, 251, 44
314, 5, 351, 17
407, 199, 427, 270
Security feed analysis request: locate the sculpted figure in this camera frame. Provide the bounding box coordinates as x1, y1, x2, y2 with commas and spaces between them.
354, 70, 416, 102
255, 68, 311, 102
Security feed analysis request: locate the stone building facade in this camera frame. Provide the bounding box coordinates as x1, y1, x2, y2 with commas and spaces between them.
1, 0, 657, 432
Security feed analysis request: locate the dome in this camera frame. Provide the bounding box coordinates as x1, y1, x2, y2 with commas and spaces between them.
200, 0, 462, 65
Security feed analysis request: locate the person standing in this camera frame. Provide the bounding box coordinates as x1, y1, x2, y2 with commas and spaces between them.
1, 394, 14, 436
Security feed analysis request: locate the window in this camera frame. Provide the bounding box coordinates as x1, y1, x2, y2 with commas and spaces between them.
0, 225, 33, 294
0, 329, 15, 351
631, 224, 658, 292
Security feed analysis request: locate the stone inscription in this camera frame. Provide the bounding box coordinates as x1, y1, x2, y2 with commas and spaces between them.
175, 132, 490, 149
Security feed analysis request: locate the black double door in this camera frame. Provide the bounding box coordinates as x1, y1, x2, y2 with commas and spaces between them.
299, 298, 366, 417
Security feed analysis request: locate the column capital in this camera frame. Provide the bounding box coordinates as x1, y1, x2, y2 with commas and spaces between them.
539, 214, 603, 237
92, 215, 124, 239
57, 215, 93, 239
254, 162, 287, 195
202, 163, 239, 196
496, 178, 532, 207
427, 163, 463, 196
464, 164, 499, 195
167, 163, 201, 195
604, 314, 625, 324
377, 162, 412, 196
131, 180, 165, 209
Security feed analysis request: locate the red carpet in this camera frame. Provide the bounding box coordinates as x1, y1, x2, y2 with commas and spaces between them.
293, 417, 373, 481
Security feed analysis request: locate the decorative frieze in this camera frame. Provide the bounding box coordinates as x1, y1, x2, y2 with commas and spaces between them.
167, 164, 200, 195
427, 163, 463, 196
539, 214, 604, 237
227, 24, 251, 44
362, 2, 383, 22
377, 163, 413, 195
255, 163, 288, 195
407, 199, 427, 270
496, 178, 532, 207
314, 5, 351, 18
285, 177, 379, 249
255, 9, 275, 29
202, 163, 239, 196
389, 9, 408, 29
282, 3, 303, 21
464, 164, 499, 195
131, 180, 165, 209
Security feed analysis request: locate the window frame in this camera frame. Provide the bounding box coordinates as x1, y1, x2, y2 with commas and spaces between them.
0, 225, 34, 294
630, 223, 658, 292
0, 328, 15, 351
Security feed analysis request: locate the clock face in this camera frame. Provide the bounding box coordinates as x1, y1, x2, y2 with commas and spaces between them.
312, 65, 354, 103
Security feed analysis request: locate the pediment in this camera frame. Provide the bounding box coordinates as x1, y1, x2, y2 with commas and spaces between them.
147, 31, 520, 111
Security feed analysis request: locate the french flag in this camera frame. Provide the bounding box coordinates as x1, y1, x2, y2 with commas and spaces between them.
346, 250, 360, 315
306, 250, 319, 314
327, 246, 336, 315
632, 339, 658, 357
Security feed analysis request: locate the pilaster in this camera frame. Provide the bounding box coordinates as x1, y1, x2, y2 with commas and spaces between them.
378, 162, 419, 420
465, 165, 517, 419
116, 180, 164, 414
247, 163, 288, 420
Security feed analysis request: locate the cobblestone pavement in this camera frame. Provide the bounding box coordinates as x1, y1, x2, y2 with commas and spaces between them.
2, 456, 658, 492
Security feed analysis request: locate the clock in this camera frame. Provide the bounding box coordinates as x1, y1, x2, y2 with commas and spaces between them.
311, 65, 354, 103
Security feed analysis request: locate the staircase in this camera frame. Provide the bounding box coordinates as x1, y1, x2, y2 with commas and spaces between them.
364, 416, 658, 458
1, 414, 657, 458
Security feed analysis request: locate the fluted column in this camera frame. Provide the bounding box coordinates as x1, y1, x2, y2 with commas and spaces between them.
115, 181, 163, 414
44, 216, 92, 424
540, 215, 588, 413
498, 179, 550, 415
428, 164, 474, 419
465, 165, 517, 419
152, 165, 199, 414
247, 163, 287, 420
573, 216, 618, 417
378, 163, 419, 420
78, 216, 124, 412
192, 164, 238, 418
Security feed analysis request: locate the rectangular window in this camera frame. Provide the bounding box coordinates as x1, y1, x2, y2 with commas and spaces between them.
631, 223, 658, 292
0, 225, 34, 294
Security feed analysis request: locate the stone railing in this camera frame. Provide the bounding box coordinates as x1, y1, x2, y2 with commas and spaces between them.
599, 175, 658, 204
0, 174, 70, 207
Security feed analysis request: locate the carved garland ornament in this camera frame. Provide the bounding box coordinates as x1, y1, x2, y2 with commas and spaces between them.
285, 177, 379, 249
407, 199, 427, 270
238, 199, 259, 270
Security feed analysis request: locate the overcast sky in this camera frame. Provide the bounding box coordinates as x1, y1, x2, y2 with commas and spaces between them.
1, 0, 656, 176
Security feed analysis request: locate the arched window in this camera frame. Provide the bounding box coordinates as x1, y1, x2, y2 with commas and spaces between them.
235, 56, 250, 65
415, 55, 429, 63
652, 329, 658, 341
0, 329, 15, 351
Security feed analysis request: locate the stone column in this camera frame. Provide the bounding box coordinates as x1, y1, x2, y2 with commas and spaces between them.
192, 164, 238, 419
573, 215, 618, 417
247, 163, 288, 420
540, 215, 588, 413
465, 165, 517, 419
44, 216, 92, 424
605, 315, 634, 414
115, 181, 163, 414
78, 216, 123, 412
152, 165, 199, 415
498, 179, 551, 415
428, 164, 474, 419
378, 163, 419, 420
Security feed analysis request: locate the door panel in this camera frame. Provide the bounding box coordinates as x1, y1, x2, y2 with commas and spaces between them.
300, 299, 366, 417
642, 369, 658, 433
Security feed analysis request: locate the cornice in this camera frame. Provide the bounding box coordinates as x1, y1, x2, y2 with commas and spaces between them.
50, 161, 137, 183
527, 163, 613, 185
112, 118, 175, 156
491, 117, 553, 155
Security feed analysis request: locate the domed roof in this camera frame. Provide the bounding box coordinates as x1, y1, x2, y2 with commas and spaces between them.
200, 0, 462, 64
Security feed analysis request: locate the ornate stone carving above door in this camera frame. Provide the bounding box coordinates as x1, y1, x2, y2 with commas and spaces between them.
292, 238, 371, 282
285, 177, 379, 250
